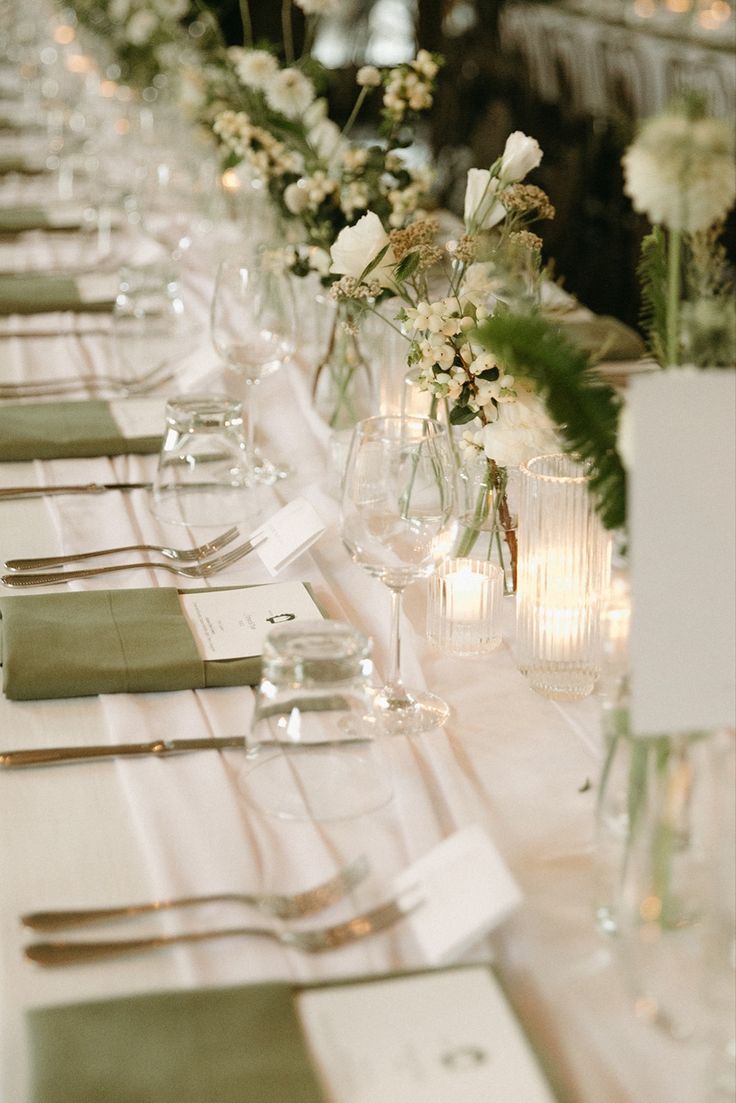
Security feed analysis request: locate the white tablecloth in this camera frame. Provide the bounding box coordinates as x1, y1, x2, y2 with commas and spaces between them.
0, 220, 711, 1103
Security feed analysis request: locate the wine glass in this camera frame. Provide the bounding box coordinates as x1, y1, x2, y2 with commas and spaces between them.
340, 415, 458, 735
210, 258, 296, 484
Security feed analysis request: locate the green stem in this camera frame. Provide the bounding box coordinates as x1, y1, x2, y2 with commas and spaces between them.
282, 0, 294, 65
666, 228, 681, 367
238, 0, 253, 46
341, 86, 370, 141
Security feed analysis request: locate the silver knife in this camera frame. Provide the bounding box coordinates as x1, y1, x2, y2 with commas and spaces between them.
0, 483, 151, 500
0, 736, 371, 768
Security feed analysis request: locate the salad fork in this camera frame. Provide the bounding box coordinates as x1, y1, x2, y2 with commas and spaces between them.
25, 890, 423, 965
22, 855, 370, 930
5, 526, 238, 571
1, 535, 263, 587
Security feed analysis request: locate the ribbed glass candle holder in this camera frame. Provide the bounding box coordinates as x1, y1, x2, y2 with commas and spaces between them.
427, 557, 503, 655
516, 454, 612, 700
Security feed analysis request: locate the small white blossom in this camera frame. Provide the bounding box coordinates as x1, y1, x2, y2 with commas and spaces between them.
126, 9, 158, 44
356, 65, 382, 88
265, 68, 315, 119
411, 50, 439, 80
233, 49, 278, 90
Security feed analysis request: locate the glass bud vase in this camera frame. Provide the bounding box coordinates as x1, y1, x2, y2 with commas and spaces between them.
455, 452, 518, 594
312, 300, 373, 430
516, 453, 612, 700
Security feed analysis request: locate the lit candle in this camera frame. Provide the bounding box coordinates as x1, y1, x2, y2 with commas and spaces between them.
445, 566, 487, 622
221, 169, 241, 193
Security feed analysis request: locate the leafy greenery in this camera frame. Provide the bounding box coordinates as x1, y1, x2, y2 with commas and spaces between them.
476, 312, 627, 530
638, 227, 668, 366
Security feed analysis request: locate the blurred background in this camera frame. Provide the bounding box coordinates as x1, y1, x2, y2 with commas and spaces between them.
205, 0, 735, 329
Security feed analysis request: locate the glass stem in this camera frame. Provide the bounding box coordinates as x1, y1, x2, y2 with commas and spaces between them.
245, 379, 258, 464
385, 586, 408, 701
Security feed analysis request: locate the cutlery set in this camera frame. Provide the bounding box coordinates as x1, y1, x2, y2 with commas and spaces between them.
19, 855, 421, 966
1, 527, 264, 586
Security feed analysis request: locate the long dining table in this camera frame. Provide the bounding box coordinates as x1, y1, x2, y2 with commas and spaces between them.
0, 59, 714, 1103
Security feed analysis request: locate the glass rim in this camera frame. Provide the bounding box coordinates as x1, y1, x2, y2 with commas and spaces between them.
352, 413, 446, 439
519, 452, 592, 484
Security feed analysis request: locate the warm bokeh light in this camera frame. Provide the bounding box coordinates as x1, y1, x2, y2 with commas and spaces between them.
665, 0, 692, 12
65, 53, 96, 74
221, 169, 241, 193
53, 25, 75, 44
99, 80, 118, 98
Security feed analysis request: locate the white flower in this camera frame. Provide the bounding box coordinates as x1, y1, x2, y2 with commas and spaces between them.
329, 211, 397, 288
284, 181, 311, 215
480, 384, 559, 468
265, 68, 315, 119
293, 0, 340, 13
357, 65, 382, 88
108, 0, 130, 21
464, 169, 505, 231
153, 0, 189, 19
126, 9, 158, 44
308, 116, 342, 163
233, 49, 278, 91
411, 50, 439, 80
499, 131, 543, 183
622, 113, 736, 233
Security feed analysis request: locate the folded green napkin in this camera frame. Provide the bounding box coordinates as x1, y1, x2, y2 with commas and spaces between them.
0, 587, 266, 700
0, 400, 162, 461
0, 206, 82, 233
0, 155, 44, 175
559, 314, 645, 362
28, 982, 325, 1103
0, 275, 114, 314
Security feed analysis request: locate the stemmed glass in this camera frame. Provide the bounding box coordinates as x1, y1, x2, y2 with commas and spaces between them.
210, 258, 296, 484
340, 415, 458, 735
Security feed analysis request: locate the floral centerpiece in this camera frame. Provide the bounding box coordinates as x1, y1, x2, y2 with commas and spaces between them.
210, 0, 440, 426
327, 130, 559, 587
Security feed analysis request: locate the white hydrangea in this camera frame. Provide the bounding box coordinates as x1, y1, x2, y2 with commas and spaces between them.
232, 48, 278, 91
622, 112, 736, 233
265, 68, 315, 119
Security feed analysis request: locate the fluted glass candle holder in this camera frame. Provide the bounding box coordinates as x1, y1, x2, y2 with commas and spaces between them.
516, 454, 612, 700
427, 557, 503, 655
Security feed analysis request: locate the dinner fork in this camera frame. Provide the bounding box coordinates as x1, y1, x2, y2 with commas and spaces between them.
25, 890, 423, 965
22, 855, 370, 930
1, 536, 263, 587
5, 526, 238, 571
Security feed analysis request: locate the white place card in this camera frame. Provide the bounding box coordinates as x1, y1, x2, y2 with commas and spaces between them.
251, 497, 326, 576
393, 826, 522, 965
298, 966, 556, 1103
75, 272, 121, 305
629, 371, 736, 734
109, 398, 166, 440
179, 581, 323, 661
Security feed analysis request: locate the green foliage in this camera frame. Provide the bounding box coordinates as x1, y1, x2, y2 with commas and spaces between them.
476, 313, 627, 531
638, 228, 668, 366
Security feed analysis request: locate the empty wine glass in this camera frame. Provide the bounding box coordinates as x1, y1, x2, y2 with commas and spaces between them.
210, 258, 296, 485
340, 415, 458, 735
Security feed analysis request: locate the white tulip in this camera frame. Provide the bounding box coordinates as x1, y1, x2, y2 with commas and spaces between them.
329, 211, 396, 288
499, 131, 542, 183
463, 169, 505, 232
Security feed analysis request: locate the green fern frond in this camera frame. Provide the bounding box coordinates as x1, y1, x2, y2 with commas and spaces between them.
476, 313, 627, 531
638, 228, 668, 366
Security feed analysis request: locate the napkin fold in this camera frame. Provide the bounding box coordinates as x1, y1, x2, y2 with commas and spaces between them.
559, 314, 645, 362
0, 206, 81, 233
28, 982, 325, 1103
0, 274, 114, 314
0, 587, 264, 700
0, 400, 161, 461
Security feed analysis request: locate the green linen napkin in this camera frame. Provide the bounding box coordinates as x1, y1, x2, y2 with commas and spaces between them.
559, 314, 645, 362
28, 982, 325, 1103
0, 206, 82, 233
0, 400, 162, 461
0, 155, 45, 175
0, 275, 114, 314
0, 586, 267, 700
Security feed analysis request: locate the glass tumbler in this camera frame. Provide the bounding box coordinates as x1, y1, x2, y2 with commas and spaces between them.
151, 396, 256, 527
516, 453, 612, 700
239, 621, 393, 822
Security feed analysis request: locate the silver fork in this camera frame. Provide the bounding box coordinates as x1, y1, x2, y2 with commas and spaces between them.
25, 890, 423, 966
1, 536, 263, 587
21, 855, 370, 931
5, 526, 239, 571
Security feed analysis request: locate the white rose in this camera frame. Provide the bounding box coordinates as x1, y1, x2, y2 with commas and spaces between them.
463, 168, 505, 231
499, 131, 543, 183
329, 211, 397, 288
481, 385, 559, 468
126, 9, 158, 44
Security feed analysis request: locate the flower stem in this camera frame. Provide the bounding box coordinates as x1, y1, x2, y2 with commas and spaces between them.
666, 228, 681, 367
282, 0, 294, 65
341, 86, 369, 141
239, 0, 253, 46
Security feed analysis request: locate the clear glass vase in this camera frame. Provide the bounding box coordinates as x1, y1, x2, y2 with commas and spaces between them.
516, 453, 612, 700
455, 453, 518, 594
312, 300, 373, 430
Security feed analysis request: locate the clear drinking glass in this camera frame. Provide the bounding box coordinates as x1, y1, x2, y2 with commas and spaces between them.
340, 415, 458, 735
516, 453, 612, 700
210, 258, 296, 485
112, 264, 197, 388
151, 396, 255, 527
239, 620, 393, 821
